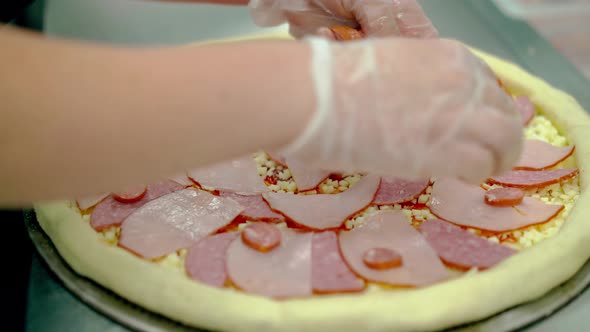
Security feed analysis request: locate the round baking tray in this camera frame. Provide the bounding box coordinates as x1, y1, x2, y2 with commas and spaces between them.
25, 210, 590, 332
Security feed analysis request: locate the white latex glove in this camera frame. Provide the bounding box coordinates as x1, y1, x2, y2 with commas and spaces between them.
285, 37, 523, 184
248, 0, 438, 38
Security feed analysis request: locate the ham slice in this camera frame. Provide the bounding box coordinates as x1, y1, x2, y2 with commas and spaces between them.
312, 231, 364, 294
284, 157, 331, 192
188, 156, 269, 194
373, 178, 429, 205
185, 232, 240, 287
419, 219, 516, 270
488, 168, 579, 189
76, 193, 109, 211
515, 95, 535, 125
119, 188, 243, 259
263, 175, 381, 230
338, 210, 449, 287
219, 192, 284, 222
90, 180, 183, 231
226, 225, 313, 298
515, 140, 575, 170
428, 178, 564, 232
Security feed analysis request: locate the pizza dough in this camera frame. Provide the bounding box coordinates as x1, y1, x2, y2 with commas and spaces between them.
34, 32, 590, 332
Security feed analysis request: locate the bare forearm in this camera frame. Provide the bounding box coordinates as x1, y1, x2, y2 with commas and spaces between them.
0, 27, 313, 205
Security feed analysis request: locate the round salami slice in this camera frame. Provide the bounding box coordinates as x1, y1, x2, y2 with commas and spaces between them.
419, 219, 516, 270
90, 180, 183, 231
487, 168, 579, 189
484, 188, 524, 207
311, 231, 364, 294
113, 185, 147, 203
241, 223, 282, 252
185, 232, 240, 288
373, 178, 429, 205
514, 95, 535, 125
226, 226, 313, 298
515, 139, 575, 171
338, 210, 449, 287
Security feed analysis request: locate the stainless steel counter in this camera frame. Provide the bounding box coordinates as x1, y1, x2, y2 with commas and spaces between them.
24, 1, 590, 331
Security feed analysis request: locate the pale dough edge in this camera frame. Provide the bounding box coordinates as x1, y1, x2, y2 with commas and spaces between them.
34, 32, 590, 332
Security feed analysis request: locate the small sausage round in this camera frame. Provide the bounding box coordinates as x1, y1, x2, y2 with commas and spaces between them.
242, 223, 282, 253
484, 187, 525, 207
362, 248, 403, 270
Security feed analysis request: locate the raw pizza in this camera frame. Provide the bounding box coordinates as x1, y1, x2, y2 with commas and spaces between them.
34, 33, 590, 332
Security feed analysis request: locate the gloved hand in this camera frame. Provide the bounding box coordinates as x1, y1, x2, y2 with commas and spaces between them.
248, 0, 438, 38
285, 37, 523, 184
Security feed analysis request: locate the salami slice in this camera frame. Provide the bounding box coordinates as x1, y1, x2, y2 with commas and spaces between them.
263, 175, 380, 230
90, 180, 183, 231
338, 210, 449, 287
185, 232, 240, 287
283, 157, 330, 192
226, 225, 313, 298
515, 139, 575, 170
419, 219, 516, 270
76, 193, 109, 211
515, 95, 535, 125
119, 188, 243, 259
188, 156, 269, 194
373, 178, 429, 205
487, 168, 579, 189
428, 178, 564, 232
311, 231, 364, 294
219, 192, 284, 222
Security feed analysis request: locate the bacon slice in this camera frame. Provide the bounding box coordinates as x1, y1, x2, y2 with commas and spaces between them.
118, 188, 243, 259
90, 180, 183, 231
373, 178, 429, 205
226, 225, 313, 298
76, 193, 109, 211
339, 210, 449, 287
311, 231, 364, 294
487, 168, 579, 189
515, 139, 575, 170
188, 156, 269, 194
185, 232, 240, 287
219, 192, 284, 222
515, 95, 535, 125
428, 178, 564, 232
419, 219, 516, 270
283, 157, 330, 192
263, 175, 380, 230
